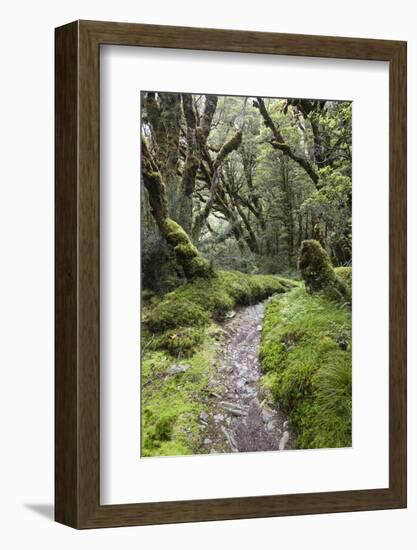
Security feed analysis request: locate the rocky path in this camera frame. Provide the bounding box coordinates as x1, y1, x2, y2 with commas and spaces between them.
199, 299, 291, 454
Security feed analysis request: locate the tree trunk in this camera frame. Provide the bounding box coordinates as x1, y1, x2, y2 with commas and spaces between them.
141, 138, 213, 279
254, 97, 320, 188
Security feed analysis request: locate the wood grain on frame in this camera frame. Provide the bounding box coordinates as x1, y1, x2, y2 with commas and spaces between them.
55, 20, 407, 529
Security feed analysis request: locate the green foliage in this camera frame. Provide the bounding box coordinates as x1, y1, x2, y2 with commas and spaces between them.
260, 288, 352, 449
141, 342, 217, 457
140, 92, 353, 456
142, 93, 352, 279
147, 298, 209, 332
151, 327, 205, 357
144, 269, 295, 346
301, 166, 352, 266
141, 271, 296, 457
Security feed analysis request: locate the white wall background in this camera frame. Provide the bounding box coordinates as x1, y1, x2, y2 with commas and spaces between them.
0, 0, 415, 547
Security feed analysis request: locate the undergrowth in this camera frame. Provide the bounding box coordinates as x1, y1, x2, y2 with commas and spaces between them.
141, 270, 295, 456
141, 327, 219, 457
144, 270, 294, 356
260, 283, 352, 449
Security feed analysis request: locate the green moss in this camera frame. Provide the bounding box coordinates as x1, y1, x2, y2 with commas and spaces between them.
299, 240, 350, 303
298, 239, 336, 292
187, 255, 214, 278
146, 298, 209, 332
152, 327, 205, 356
141, 332, 218, 457
141, 270, 297, 457
214, 130, 242, 167
335, 266, 352, 287
162, 218, 213, 279
174, 243, 199, 259
164, 218, 190, 245
260, 288, 352, 449
144, 270, 296, 344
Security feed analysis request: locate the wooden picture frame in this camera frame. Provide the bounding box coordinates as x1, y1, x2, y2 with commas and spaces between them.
55, 20, 407, 529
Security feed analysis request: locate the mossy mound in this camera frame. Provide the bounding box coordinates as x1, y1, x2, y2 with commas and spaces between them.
143, 269, 296, 356
141, 339, 217, 457
299, 240, 350, 303
151, 327, 205, 357
298, 239, 336, 292
260, 288, 352, 449
147, 299, 209, 332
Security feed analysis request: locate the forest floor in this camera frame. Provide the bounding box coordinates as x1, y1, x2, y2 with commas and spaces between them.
141, 268, 352, 457
197, 299, 291, 454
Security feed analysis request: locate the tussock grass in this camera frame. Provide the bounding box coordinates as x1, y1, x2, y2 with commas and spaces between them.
260, 287, 352, 449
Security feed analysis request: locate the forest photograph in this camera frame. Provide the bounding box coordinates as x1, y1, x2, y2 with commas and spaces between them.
140, 91, 352, 457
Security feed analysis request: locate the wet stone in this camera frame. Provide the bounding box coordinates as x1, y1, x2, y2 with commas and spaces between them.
225, 310, 237, 319
279, 431, 290, 450
267, 420, 277, 431
261, 408, 275, 423
165, 364, 191, 375
204, 299, 291, 453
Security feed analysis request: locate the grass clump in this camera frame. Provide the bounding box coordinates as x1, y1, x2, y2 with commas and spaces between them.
260, 287, 352, 449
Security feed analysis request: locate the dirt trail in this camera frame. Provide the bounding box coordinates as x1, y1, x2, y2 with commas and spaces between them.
199, 299, 291, 454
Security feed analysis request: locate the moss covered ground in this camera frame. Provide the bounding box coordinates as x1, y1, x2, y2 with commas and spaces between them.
260, 269, 352, 449
141, 270, 295, 456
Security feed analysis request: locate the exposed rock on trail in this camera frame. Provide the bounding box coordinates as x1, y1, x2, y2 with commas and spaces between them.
200, 299, 291, 454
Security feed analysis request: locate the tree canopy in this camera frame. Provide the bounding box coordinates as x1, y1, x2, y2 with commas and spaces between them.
141, 91, 352, 290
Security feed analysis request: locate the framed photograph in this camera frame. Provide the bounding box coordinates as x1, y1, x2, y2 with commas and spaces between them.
55, 20, 406, 528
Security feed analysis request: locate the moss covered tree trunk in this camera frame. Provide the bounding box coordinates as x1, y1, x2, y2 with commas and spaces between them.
179, 94, 219, 233
141, 138, 213, 280
299, 239, 350, 303
192, 129, 242, 241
